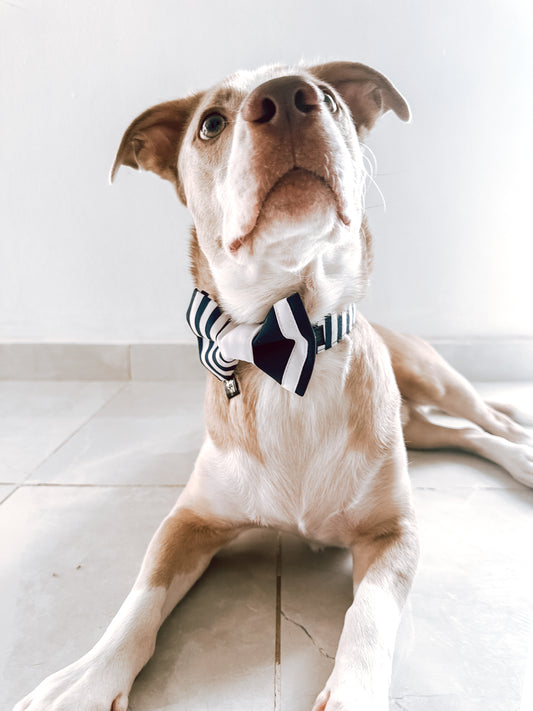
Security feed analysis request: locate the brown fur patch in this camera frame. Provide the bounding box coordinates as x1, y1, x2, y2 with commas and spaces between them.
189, 227, 218, 295
372, 324, 448, 405
356, 521, 419, 604
352, 499, 419, 604
145, 508, 242, 589
204, 362, 264, 463
358, 217, 374, 299
344, 315, 401, 463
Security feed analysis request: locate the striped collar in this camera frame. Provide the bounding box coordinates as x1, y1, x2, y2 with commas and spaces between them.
187, 289, 356, 398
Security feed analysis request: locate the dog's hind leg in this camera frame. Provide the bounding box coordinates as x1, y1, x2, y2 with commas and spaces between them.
403, 405, 533, 488
485, 401, 533, 428
13, 497, 245, 711
374, 324, 532, 446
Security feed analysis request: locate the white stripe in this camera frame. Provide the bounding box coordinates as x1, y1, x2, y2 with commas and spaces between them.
331, 313, 338, 345
274, 300, 308, 393
210, 313, 232, 339
218, 322, 261, 363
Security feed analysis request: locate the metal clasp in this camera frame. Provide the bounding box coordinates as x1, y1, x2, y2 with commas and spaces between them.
224, 377, 240, 399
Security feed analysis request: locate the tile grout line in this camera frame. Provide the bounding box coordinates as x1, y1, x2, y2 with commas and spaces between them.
19, 381, 130, 487
127, 344, 132, 380
274, 532, 282, 711
0, 487, 19, 505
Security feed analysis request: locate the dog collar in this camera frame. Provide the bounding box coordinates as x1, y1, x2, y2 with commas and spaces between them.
187, 289, 356, 399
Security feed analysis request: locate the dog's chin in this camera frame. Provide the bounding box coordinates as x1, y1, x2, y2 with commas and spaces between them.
227, 170, 342, 267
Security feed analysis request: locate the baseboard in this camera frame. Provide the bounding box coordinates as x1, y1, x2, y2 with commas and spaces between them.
0, 344, 204, 381
1, 340, 532, 381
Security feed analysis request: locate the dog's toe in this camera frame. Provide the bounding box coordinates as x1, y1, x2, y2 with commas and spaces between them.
508, 443, 533, 488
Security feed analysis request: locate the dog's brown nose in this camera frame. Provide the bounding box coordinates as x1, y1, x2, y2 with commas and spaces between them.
242, 76, 322, 124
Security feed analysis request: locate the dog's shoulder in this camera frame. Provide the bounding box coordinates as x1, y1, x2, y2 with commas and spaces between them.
344, 313, 403, 461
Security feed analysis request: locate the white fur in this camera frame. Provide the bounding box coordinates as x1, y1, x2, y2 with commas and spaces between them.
187, 343, 380, 545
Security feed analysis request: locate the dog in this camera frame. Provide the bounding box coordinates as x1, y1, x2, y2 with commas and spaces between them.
15, 61, 533, 711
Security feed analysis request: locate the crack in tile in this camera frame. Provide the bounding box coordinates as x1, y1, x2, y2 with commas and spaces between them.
281, 610, 335, 661
392, 702, 409, 711
392, 694, 461, 708
274, 533, 282, 711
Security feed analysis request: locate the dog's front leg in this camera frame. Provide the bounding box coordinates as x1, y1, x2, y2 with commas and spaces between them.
313, 500, 419, 710
14, 501, 243, 711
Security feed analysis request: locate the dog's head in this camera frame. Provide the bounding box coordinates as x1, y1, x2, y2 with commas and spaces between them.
112, 62, 409, 321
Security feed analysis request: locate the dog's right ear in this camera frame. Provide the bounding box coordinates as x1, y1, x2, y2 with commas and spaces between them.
110, 93, 203, 203
309, 62, 410, 135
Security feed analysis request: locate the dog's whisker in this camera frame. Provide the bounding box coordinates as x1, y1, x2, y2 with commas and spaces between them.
360, 142, 378, 175
361, 152, 386, 213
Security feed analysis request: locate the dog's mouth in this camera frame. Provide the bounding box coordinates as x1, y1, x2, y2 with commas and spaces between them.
229, 168, 351, 254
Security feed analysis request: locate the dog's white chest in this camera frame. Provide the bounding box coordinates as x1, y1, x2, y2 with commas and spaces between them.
231, 349, 370, 544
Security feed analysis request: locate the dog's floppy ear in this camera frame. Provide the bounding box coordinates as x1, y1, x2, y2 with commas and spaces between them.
110, 93, 203, 202
309, 61, 410, 134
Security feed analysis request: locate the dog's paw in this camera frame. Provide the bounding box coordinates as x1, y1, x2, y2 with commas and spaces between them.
506, 442, 533, 488
13, 658, 131, 711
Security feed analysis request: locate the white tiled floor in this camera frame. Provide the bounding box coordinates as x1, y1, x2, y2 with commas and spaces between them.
1, 380, 532, 711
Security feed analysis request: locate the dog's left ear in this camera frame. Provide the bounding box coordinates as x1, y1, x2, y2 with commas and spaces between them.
110, 93, 203, 203
309, 61, 410, 134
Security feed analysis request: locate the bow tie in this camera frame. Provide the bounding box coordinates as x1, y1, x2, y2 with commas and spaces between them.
186, 289, 356, 398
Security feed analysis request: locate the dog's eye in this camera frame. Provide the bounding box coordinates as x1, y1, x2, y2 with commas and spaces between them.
200, 113, 227, 140
321, 89, 338, 114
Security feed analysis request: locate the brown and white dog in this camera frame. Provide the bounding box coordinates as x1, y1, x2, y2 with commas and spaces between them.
15, 61, 533, 711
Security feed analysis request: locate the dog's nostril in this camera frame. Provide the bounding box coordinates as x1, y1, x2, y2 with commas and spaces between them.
255, 98, 276, 124
294, 89, 315, 114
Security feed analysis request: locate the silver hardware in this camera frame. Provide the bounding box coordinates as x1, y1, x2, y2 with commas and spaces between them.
224, 377, 240, 399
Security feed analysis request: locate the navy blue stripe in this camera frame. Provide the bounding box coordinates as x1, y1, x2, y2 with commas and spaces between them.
252, 306, 292, 385
337, 314, 342, 341
202, 338, 215, 370
204, 305, 223, 337
313, 324, 324, 348
204, 340, 226, 379
213, 351, 236, 371
324, 315, 332, 349
194, 294, 211, 335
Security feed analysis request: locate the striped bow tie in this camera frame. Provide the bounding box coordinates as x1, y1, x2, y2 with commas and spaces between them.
186, 289, 356, 398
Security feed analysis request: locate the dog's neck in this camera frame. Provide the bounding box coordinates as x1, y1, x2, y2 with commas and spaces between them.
189, 219, 372, 326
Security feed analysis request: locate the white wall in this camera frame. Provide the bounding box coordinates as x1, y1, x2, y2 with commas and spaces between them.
1, 0, 532, 344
